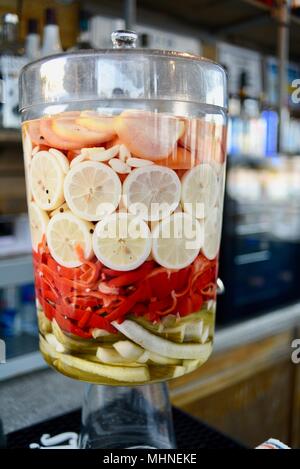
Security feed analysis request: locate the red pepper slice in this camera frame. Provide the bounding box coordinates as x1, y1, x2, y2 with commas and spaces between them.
106, 284, 151, 321
88, 314, 115, 333
107, 261, 155, 288
191, 293, 203, 311
54, 312, 92, 338
78, 309, 92, 329
177, 295, 194, 317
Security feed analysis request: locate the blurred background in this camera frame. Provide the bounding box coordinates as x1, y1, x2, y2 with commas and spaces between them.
0, 0, 300, 449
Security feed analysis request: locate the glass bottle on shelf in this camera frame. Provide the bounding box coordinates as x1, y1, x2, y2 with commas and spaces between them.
70, 10, 93, 51
0, 13, 26, 129
25, 18, 40, 62
41, 8, 62, 57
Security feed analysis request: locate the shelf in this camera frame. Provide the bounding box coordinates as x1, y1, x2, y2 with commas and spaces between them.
0, 130, 21, 144
132, 0, 300, 60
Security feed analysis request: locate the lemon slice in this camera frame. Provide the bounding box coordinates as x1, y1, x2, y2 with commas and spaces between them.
64, 161, 121, 221
28, 202, 49, 251
22, 124, 32, 171
123, 165, 181, 221
30, 151, 65, 210
202, 206, 222, 260
181, 164, 219, 219
49, 148, 70, 174
92, 213, 151, 271
152, 212, 202, 269
46, 212, 93, 267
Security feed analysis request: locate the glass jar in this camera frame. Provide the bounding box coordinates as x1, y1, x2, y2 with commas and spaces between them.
19, 31, 227, 386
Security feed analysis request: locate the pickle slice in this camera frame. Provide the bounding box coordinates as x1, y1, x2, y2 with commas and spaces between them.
96, 346, 138, 364
54, 359, 136, 385
39, 334, 59, 359
112, 320, 212, 359
37, 309, 52, 335
149, 365, 186, 380
56, 353, 150, 383
113, 340, 144, 360
45, 333, 66, 353
137, 350, 181, 365
162, 325, 186, 343
184, 320, 204, 342
183, 358, 205, 372
85, 353, 142, 367
51, 320, 100, 353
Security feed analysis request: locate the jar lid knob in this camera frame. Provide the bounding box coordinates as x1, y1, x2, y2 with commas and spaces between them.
111, 30, 138, 49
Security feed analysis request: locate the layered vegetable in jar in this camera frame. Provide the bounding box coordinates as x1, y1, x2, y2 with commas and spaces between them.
22, 109, 226, 385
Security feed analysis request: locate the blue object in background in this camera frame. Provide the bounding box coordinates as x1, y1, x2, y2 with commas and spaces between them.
0, 287, 20, 337
20, 283, 37, 335
262, 110, 278, 156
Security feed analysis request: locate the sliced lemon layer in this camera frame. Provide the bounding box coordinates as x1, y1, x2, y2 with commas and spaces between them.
181, 164, 219, 219
93, 213, 151, 271
46, 211, 93, 267
123, 165, 181, 221
64, 161, 122, 221
49, 148, 70, 174
152, 212, 202, 269
28, 202, 49, 251
30, 151, 65, 210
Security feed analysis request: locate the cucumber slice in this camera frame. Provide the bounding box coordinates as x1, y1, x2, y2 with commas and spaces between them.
132, 316, 185, 342
201, 325, 210, 344
184, 320, 203, 342
39, 334, 59, 359
183, 359, 202, 372
147, 351, 181, 365
162, 325, 186, 343
54, 359, 139, 385
91, 328, 112, 339
57, 353, 150, 383
85, 353, 142, 367
52, 319, 99, 353
113, 340, 144, 360
137, 351, 150, 363
37, 309, 52, 334
45, 333, 66, 353
149, 365, 186, 380
96, 346, 137, 364
112, 320, 212, 359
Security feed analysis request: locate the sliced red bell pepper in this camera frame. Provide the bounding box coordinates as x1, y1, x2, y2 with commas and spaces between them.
87, 313, 115, 333
106, 283, 151, 321
176, 295, 193, 317
54, 311, 92, 338
78, 309, 92, 329
107, 261, 155, 288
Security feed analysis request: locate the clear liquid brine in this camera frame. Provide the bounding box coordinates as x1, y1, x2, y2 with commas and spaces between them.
22, 108, 226, 385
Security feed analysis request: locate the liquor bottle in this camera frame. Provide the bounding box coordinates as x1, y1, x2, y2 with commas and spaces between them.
0, 13, 26, 128
25, 18, 40, 61
41, 8, 62, 57
70, 10, 93, 50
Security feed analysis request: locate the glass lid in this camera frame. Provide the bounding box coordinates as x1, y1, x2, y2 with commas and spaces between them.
19, 30, 227, 112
